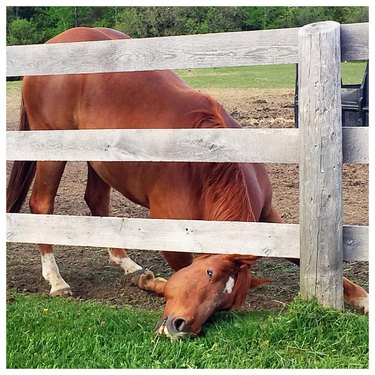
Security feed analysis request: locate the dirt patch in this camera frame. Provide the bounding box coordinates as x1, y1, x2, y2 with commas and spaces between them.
6, 86, 368, 313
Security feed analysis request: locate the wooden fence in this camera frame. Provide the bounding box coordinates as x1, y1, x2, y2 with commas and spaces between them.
6, 21, 369, 310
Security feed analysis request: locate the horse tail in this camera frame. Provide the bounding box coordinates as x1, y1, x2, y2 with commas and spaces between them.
6, 101, 36, 213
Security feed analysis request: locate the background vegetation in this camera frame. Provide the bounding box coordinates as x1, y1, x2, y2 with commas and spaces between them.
7, 6, 368, 45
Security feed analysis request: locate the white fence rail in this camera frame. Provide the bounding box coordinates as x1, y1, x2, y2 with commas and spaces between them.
6, 23, 368, 77
6, 214, 368, 262
7, 127, 368, 164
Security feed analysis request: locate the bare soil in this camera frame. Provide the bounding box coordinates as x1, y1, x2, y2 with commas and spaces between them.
6, 86, 369, 312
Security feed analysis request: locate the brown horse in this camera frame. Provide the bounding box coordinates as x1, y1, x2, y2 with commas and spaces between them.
7, 27, 368, 338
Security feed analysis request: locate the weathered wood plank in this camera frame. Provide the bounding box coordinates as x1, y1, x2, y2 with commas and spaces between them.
6, 23, 368, 77
342, 127, 368, 164
6, 127, 368, 164
298, 21, 344, 310
340, 23, 369, 61
6, 213, 300, 258
6, 213, 368, 262
343, 225, 368, 262
6, 128, 298, 163
6, 28, 299, 76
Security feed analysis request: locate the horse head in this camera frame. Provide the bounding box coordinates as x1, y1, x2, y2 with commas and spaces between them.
154, 254, 268, 339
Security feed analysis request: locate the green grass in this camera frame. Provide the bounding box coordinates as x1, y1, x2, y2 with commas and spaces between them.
176, 65, 296, 89
7, 293, 368, 369
6, 79, 22, 90
175, 62, 367, 89
6, 62, 366, 92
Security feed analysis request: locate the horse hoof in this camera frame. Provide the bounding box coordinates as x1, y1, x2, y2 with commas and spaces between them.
50, 287, 73, 297
130, 269, 153, 287
359, 297, 369, 314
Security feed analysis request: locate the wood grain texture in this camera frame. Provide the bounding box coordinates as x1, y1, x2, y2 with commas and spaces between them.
342, 127, 368, 164
5, 127, 368, 164
6, 23, 368, 77
340, 23, 369, 61
6, 128, 298, 163
298, 21, 344, 309
342, 225, 368, 262
6, 213, 368, 262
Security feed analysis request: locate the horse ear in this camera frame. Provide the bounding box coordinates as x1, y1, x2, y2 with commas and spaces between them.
250, 276, 270, 289
225, 254, 259, 266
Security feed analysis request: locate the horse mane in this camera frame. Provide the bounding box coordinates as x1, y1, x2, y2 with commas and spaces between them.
190, 95, 229, 130
231, 265, 252, 309
190, 96, 256, 309
190, 96, 256, 223
201, 162, 256, 222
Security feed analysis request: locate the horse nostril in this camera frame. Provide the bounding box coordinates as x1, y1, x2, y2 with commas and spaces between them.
172, 317, 188, 332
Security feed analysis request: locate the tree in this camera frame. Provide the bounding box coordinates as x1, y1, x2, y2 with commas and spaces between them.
243, 6, 368, 30
6, 6, 369, 45
341, 6, 368, 23
7, 18, 38, 45
33, 7, 74, 41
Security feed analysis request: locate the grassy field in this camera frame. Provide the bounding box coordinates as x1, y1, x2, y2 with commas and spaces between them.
6, 62, 366, 91
175, 62, 367, 89
6, 293, 368, 369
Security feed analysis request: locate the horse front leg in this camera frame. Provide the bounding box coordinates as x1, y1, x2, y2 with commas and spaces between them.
131, 196, 195, 294
131, 270, 167, 297
85, 163, 143, 275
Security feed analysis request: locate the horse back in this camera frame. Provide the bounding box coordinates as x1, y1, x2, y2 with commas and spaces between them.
22, 27, 211, 132
19, 27, 275, 220
45, 26, 130, 43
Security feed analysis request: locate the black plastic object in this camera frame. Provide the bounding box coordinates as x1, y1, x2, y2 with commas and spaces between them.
294, 62, 368, 127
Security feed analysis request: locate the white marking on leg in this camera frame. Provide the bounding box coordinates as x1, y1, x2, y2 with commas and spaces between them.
120, 257, 143, 274
41, 253, 70, 294
108, 249, 142, 275
223, 276, 235, 294
357, 296, 369, 314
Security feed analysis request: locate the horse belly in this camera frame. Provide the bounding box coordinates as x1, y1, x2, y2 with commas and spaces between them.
90, 161, 199, 219
90, 161, 151, 208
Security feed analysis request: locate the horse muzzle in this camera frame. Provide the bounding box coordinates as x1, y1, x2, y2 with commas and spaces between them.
155, 316, 197, 339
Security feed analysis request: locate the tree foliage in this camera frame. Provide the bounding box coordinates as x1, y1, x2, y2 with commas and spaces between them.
6, 6, 369, 45
7, 18, 38, 45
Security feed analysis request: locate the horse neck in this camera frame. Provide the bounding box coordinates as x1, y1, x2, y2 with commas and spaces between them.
199, 162, 256, 222
190, 98, 256, 223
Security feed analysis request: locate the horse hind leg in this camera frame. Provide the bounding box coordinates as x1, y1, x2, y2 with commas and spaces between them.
84, 163, 143, 275
343, 277, 368, 313
263, 206, 369, 313
29, 161, 72, 296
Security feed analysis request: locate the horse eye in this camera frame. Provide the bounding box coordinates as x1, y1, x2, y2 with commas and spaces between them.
206, 269, 213, 279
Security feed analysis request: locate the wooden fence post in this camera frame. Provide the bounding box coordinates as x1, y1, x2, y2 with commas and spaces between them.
298, 21, 344, 310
